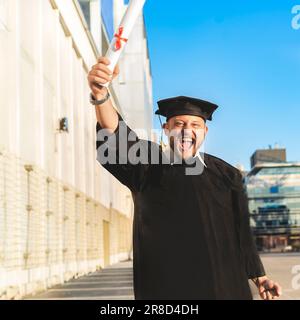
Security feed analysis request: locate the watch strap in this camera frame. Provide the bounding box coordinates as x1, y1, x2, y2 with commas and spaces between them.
90, 91, 110, 105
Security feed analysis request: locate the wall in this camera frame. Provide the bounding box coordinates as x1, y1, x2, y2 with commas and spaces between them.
0, 0, 135, 299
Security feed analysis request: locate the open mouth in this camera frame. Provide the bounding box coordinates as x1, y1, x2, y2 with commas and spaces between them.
178, 137, 195, 152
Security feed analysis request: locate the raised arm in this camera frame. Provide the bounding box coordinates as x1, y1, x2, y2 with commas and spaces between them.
87, 56, 152, 192
87, 56, 119, 133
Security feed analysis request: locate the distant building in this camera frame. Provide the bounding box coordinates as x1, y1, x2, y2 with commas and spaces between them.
235, 163, 248, 178
246, 162, 300, 252
250, 146, 286, 168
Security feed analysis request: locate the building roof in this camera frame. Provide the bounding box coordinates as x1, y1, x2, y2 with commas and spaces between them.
247, 162, 300, 176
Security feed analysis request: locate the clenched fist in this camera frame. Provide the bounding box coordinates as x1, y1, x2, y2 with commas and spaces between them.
87, 57, 120, 100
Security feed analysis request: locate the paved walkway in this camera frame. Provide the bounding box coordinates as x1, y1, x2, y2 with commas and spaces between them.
27, 254, 300, 300
251, 253, 300, 300
27, 261, 134, 300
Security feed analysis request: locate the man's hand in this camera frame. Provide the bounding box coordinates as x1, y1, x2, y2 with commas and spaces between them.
253, 276, 282, 300
88, 56, 120, 132
87, 56, 120, 100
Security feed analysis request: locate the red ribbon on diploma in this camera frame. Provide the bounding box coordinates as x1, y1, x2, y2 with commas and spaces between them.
114, 27, 128, 51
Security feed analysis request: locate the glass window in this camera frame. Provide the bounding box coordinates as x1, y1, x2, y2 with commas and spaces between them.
78, 0, 91, 29
270, 186, 279, 193
257, 167, 300, 175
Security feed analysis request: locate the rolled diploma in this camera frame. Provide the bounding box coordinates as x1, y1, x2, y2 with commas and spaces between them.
102, 0, 146, 87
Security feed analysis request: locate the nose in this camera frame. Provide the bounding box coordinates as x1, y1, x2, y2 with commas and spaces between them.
181, 124, 193, 135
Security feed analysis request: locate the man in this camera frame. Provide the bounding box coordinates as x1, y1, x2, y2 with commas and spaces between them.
88, 57, 282, 300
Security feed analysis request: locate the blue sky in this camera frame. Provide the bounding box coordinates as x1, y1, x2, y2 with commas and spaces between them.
143, 0, 300, 170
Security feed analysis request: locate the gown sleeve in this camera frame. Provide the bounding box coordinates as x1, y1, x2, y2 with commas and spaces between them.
95, 113, 148, 192
232, 170, 266, 279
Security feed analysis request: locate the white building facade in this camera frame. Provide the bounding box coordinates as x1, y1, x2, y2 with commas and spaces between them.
0, 0, 152, 299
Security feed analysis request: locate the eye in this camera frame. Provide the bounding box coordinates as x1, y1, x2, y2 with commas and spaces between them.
192, 123, 202, 129
175, 121, 184, 127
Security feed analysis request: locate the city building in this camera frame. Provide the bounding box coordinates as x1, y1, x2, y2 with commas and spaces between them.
250, 146, 286, 168
0, 0, 152, 299
246, 159, 300, 252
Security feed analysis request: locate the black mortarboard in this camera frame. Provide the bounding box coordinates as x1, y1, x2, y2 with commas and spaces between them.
155, 96, 218, 121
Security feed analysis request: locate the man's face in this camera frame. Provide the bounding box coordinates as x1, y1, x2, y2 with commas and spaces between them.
163, 115, 208, 160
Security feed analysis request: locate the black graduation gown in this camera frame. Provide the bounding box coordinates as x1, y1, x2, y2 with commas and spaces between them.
96, 117, 266, 300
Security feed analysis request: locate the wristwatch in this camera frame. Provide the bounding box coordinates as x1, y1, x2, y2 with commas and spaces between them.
90, 91, 110, 105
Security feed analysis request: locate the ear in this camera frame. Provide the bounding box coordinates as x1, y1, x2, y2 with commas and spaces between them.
204, 125, 208, 137
163, 123, 169, 136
